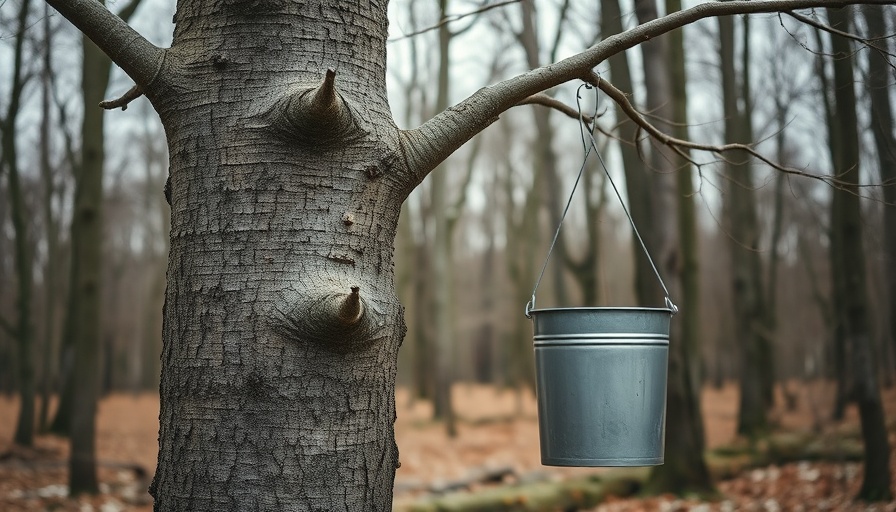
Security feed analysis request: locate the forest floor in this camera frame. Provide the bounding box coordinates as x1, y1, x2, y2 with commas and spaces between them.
0, 380, 894, 511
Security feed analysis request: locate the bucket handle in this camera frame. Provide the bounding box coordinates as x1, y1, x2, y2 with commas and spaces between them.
525, 80, 678, 318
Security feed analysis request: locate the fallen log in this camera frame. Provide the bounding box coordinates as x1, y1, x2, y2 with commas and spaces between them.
394, 429, 868, 511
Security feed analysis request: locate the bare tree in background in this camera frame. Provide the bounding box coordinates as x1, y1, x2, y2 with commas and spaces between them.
858, 5, 896, 384
1, 0, 37, 448
45, 0, 146, 494
822, 6, 892, 500
718, 13, 774, 437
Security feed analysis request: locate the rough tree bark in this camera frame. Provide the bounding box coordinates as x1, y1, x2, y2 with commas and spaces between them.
45, 0, 893, 508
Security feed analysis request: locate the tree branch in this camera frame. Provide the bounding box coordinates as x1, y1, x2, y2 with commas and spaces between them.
587, 72, 892, 191
388, 0, 522, 42
786, 10, 896, 66
399, 0, 893, 187
518, 93, 594, 126
99, 84, 143, 110
44, 0, 164, 89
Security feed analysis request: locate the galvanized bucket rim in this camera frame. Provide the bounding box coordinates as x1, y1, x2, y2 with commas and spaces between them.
527, 306, 674, 314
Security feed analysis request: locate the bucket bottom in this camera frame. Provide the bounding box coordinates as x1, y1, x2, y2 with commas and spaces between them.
541, 456, 663, 467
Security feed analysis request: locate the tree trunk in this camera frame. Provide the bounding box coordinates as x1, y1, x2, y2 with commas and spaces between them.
501, 117, 539, 392
38, 5, 63, 432
600, 0, 656, 306
133, 4, 409, 508
2, 0, 36, 449
430, 0, 457, 435
718, 13, 771, 438
666, 0, 702, 396
824, 6, 892, 501
633, 0, 712, 495
860, 5, 896, 388
517, 0, 570, 307
67, 29, 114, 494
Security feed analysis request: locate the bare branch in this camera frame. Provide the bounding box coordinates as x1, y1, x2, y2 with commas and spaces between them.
44, 0, 164, 89
588, 72, 896, 192
518, 93, 595, 125
388, 0, 522, 42
592, 76, 811, 178
786, 10, 896, 62
400, 0, 894, 187
99, 84, 143, 110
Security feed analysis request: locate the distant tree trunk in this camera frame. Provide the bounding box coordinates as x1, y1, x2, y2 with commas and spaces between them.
825, 6, 892, 501
53, 0, 144, 492
600, 0, 656, 305
431, 0, 457, 435
2, 0, 36, 448
810, 25, 850, 420
718, 13, 771, 437
666, 0, 702, 394
518, 0, 570, 307
741, 19, 775, 408
860, 5, 896, 387
67, 29, 112, 494
38, 5, 62, 431
411, 228, 434, 400
475, 196, 497, 383
767, 103, 787, 365
563, 167, 603, 306
633, 0, 712, 494
502, 118, 539, 393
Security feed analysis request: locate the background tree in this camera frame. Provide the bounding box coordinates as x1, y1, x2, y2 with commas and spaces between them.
858, 5, 896, 383
718, 12, 774, 437
628, 0, 712, 493
44, 0, 146, 494
1, 0, 37, 448
822, 6, 892, 500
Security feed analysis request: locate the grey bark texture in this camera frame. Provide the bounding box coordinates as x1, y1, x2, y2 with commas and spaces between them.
43, 0, 894, 508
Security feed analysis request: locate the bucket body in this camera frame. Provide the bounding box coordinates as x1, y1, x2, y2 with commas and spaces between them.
529, 307, 671, 467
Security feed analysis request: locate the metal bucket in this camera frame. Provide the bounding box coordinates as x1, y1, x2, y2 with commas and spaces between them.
529, 307, 671, 467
